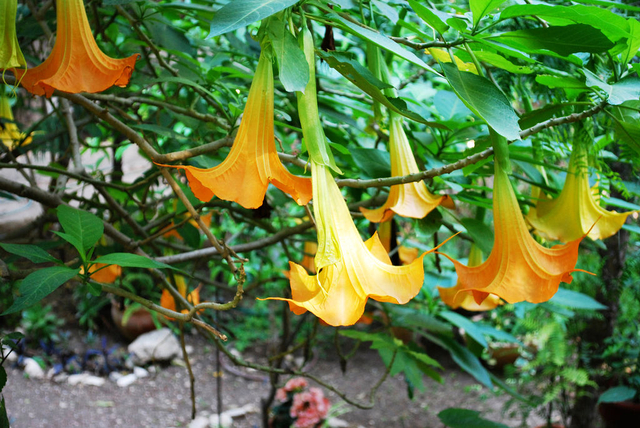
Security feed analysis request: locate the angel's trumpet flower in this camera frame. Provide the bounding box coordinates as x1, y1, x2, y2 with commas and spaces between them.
440, 136, 590, 306
13, 0, 138, 97
264, 161, 436, 327
158, 52, 311, 209
0, 0, 26, 72
160, 276, 202, 320
527, 142, 635, 242
437, 244, 502, 311
360, 113, 453, 222
1, 92, 32, 150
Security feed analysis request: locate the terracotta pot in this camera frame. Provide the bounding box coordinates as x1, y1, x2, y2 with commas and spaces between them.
110, 302, 157, 341
489, 344, 521, 369
598, 400, 640, 428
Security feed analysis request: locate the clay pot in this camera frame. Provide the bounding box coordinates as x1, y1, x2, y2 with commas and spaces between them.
598, 400, 640, 428
110, 301, 157, 341
489, 344, 521, 369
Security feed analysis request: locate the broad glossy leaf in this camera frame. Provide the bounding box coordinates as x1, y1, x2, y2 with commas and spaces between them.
460, 217, 494, 254
409, 0, 448, 35
496, 24, 615, 57
56, 206, 104, 255
268, 17, 309, 92
440, 311, 488, 348
351, 148, 390, 179
0, 243, 60, 264
611, 100, 640, 155
598, 386, 637, 404
621, 18, 640, 65
550, 288, 607, 310
2, 266, 80, 315
470, 0, 508, 27
432, 334, 493, 388
500, 4, 629, 42
471, 51, 532, 74
208, 0, 298, 38
442, 63, 521, 140
583, 70, 640, 105
93, 253, 177, 270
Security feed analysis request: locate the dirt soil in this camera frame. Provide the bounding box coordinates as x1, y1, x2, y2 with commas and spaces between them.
2, 330, 547, 428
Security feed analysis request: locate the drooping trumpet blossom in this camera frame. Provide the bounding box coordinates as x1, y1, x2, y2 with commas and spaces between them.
13, 0, 139, 97
158, 52, 312, 209
0, 0, 26, 71
360, 113, 453, 223
0, 91, 32, 150
160, 275, 202, 320
440, 133, 590, 306
527, 141, 635, 242
437, 244, 502, 311
264, 161, 430, 327
81, 263, 122, 284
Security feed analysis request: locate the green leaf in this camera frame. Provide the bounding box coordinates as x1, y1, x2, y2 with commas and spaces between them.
57, 205, 104, 255
440, 311, 488, 348
268, 17, 309, 92
550, 288, 607, 310
621, 18, 640, 65
408, 0, 449, 35
610, 101, 640, 155
2, 266, 80, 315
471, 50, 532, 74
438, 408, 509, 428
459, 218, 494, 254
319, 51, 444, 127
496, 24, 615, 57
0, 395, 9, 428
351, 148, 391, 179
330, 14, 438, 75
429, 334, 493, 388
208, 0, 298, 38
0, 243, 60, 264
0, 366, 6, 391
598, 386, 637, 404
470, 0, 508, 28
52, 231, 85, 260
441, 63, 521, 140
93, 253, 176, 270
583, 70, 640, 105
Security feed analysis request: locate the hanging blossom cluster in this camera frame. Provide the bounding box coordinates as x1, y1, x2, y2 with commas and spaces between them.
274, 378, 330, 428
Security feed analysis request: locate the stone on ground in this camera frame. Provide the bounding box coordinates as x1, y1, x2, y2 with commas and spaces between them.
127, 328, 181, 364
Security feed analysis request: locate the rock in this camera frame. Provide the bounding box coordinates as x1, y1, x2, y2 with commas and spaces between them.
209, 413, 233, 427
128, 328, 180, 364
185, 345, 194, 354
327, 418, 350, 427
223, 403, 258, 418
133, 366, 149, 378
187, 416, 210, 428
68, 373, 105, 387
116, 373, 138, 388
109, 372, 124, 382
46, 368, 56, 380
52, 373, 69, 383
23, 358, 45, 379
2, 346, 17, 363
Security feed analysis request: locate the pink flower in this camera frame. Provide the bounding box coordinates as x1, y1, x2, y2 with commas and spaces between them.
275, 387, 288, 402
284, 377, 308, 393
290, 387, 330, 428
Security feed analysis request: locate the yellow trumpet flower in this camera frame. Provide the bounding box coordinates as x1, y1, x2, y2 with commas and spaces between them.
360, 112, 453, 223
527, 142, 635, 242
1, 92, 32, 150
158, 52, 312, 209
440, 163, 590, 306
438, 244, 502, 311
0, 0, 26, 72
264, 161, 433, 327
14, 0, 138, 97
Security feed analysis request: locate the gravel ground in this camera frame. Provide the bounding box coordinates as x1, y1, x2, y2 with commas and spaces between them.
2, 333, 545, 428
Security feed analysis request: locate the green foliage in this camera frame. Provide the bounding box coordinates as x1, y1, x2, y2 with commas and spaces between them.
438, 407, 509, 428
19, 304, 64, 343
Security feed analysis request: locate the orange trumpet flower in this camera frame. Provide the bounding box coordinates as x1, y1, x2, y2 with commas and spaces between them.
160, 275, 202, 320
81, 263, 122, 284
438, 245, 502, 311
264, 161, 433, 327
13, 0, 138, 97
440, 162, 589, 306
527, 142, 635, 242
360, 112, 453, 223
1, 92, 32, 150
158, 52, 311, 209
0, 0, 26, 72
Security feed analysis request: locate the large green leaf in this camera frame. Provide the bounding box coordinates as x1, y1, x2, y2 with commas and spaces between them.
56, 205, 104, 256
441, 63, 521, 140
550, 288, 607, 310
330, 14, 438, 75
438, 408, 509, 428
460, 218, 494, 254
598, 386, 637, 404
500, 4, 629, 42
470, 0, 508, 28
610, 100, 640, 155
496, 24, 615, 57
428, 333, 493, 388
351, 148, 391, 179
2, 266, 80, 315
208, 0, 298, 38
0, 243, 60, 264
93, 253, 177, 270
408, 0, 449, 35
621, 18, 640, 65
268, 17, 309, 92
440, 311, 488, 348
319, 51, 444, 127
583, 70, 640, 105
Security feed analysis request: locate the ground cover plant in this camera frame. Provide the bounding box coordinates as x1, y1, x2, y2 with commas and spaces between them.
1, 0, 639, 427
